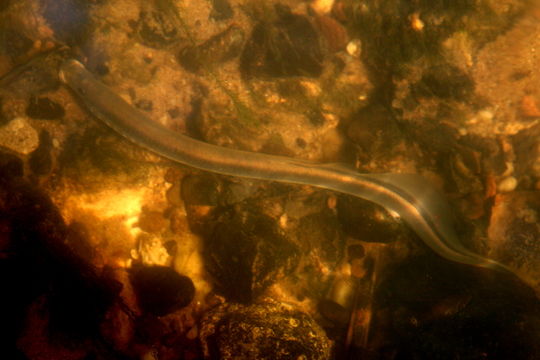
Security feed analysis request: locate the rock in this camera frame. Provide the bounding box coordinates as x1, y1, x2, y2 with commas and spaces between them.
488, 192, 540, 287
29, 130, 53, 176
181, 174, 221, 207
210, 0, 233, 20
0, 151, 23, 180
137, 208, 167, 234
129, 265, 195, 316
371, 254, 540, 359
178, 26, 245, 73
0, 117, 39, 155
0, 177, 121, 351
0, 0, 10, 12
512, 122, 540, 186
497, 176, 518, 193
336, 195, 406, 243
0, 28, 33, 58
0, 98, 6, 126
200, 301, 332, 360
240, 5, 324, 78
413, 64, 474, 100
132, 233, 171, 266
135, 9, 181, 49
42, 0, 91, 46
202, 207, 299, 303
26, 97, 65, 120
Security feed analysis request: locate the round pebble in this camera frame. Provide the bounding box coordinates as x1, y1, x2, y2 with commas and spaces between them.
0, 117, 39, 155
497, 176, 518, 193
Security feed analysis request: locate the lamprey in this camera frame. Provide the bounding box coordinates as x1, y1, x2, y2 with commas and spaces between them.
59, 59, 511, 273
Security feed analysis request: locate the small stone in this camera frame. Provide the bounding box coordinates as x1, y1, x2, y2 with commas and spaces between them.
347, 244, 365, 261
166, 182, 183, 206
498, 176, 518, 193
167, 107, 180, 119
346, 39, 362, 57
0, 97, 7, 126
26, 97, 65, 120
0, 117, 39, 155
521, 95, 540, 118
136, 10, 181, 49
181, 174, 221, 206
134, 233, 170, 266
240, 6, 324, 78
315, 15, 348, 52
210, 0, 233, 20
337, 195, 405, 243
200, 302, 331, 359
135, 99, 153, 112
138, 209, 167, 233
29, 130, 53, 175
129, 265, 195, 316
310, 0, 335, 15
0, 152, 23, 179
488, 192, 540, 279
178, 25, 245, 73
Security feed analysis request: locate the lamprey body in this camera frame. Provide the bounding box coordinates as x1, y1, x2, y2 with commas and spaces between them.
59, 59, 511, 273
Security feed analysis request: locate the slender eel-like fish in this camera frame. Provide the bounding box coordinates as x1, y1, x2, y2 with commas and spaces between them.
59, 59, 511, 273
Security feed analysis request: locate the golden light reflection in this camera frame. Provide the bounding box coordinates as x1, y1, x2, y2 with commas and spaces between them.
58, 187, 149, 265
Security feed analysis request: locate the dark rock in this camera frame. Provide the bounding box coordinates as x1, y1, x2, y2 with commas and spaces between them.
136, 10, 181, 49
0, 28, 33, 58
0, 50, 64, 96
512, 122, 540, 186
59, 126, 141, 179
42, 0, 91, 46
306, 108, 325, 126
135, 98, 153, 112
167, 106, 180, 119
130, 265, 195, 316
200, 302, 331, 359
137, 208, 167, 233
346, 104, 402, 157
163, 240, 177, 257
259, 133, 294, 156
0, 97, 6, 126
371, 255, 540, 359
296, 137, 307, 148
65, 222, 96, 263
134, 314, 168, 345
0, 177, 121, 349
347, 244, 365, 261
29, 130, 53, 176
336, 196, 407, 243
180, 174, 222, 235
94, 63, 109, 76
488, 192, 540, 272
351, 0, 526, 79
297, 209, 343, 264
413, 64, 474, 100
314, 14, 349, 53
0, 0, 10, 12
26, 97, 65, 120
318, 298, 351, 326
240, 5, 324, 78
181, 173, 221, 206
0, 151, 23, 180
178, 25, 245, 73
210, 0, 233, 20
203, 207, 299, 303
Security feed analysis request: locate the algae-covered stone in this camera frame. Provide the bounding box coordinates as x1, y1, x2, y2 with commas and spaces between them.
200, 301, 331, 360
0, 117, 39, 155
